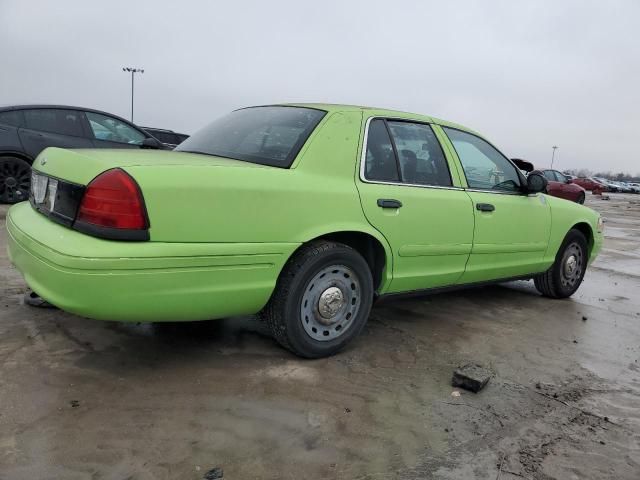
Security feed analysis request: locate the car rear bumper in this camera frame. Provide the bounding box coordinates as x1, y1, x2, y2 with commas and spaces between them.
6, 202, 298, 322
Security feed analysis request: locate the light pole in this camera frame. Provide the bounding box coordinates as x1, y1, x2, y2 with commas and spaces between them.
122, 67, 144, 122
551, 145, 558, 169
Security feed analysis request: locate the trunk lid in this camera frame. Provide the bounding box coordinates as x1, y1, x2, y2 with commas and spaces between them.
33, 147, 260, 185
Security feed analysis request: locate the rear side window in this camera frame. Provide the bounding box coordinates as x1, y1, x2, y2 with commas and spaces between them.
387, 121, 452, 187
443, 127, 521, 192
363, 119, 452, 187
0, 110, 24, 127
176, 106, 326, 168
24, 109, 84, 137
363, 119, 399, 182
543, 170, 556, 181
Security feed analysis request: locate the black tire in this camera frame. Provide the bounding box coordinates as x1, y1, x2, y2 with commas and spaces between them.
534, 229, 588, 298
577, 192, 585, 204
0, 156, 31, 204
262, 240, 374, 358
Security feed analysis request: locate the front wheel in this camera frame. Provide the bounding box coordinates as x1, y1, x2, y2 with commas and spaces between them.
0, 156, 32, 204
576, 192, 585, 204
534, 229, 588, 298
262, 240, 374, 358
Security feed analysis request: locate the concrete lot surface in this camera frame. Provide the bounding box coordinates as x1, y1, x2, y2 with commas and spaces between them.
1, 195, 639, 479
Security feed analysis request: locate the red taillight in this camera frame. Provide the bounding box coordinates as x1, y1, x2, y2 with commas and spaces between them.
77, 168, 147, 230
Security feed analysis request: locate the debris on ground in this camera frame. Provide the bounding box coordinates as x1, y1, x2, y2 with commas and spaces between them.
582, 316, 588, 321
70, 400, 80, 408
451, 364, 492, 393
451, 390, 461, 398
23, 289, 56, 308
203, 467, 224, 479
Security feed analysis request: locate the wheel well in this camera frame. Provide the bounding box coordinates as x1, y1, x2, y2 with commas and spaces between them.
0, 152, 33, 165
572, 222, 594, 256
310, 231, 387, 291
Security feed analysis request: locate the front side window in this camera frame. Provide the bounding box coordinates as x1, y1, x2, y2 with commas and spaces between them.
86, 112, 145, 145
24, 109, 84, 137
443, 127, 521, 192
554, 171, 568, 182
176, 106, 326, 168
543, 170, 557, 182
386, 121, 451, 187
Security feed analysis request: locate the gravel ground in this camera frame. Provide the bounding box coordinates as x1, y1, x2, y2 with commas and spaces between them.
1, 193, 639, 479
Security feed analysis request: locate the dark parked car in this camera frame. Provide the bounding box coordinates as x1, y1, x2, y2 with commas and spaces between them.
535, 169, 587, 204
142, 127, 189, 148
0, 105, 163, 203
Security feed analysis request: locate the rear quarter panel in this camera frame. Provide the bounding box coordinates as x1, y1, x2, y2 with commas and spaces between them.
125, 111, 395, 288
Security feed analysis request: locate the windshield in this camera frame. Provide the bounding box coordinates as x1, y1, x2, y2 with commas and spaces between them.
176, 106, 326, 167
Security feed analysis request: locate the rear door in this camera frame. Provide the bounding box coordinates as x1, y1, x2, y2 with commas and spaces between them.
356, 118, 474, 293
440, 127, 551, 283
85, 111, 146, 149
18, 108, 93, 158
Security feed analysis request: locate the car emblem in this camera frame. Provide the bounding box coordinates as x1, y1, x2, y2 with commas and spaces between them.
40, 157, 47, 166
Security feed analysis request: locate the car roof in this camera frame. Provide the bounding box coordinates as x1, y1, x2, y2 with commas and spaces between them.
275, 103, 481, 136
0, 104, 137, 126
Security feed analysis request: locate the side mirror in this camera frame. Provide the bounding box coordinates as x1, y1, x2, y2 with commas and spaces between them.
527, 172, 548, 194
141, 137, 163, 149
566, 178, 572, 184
511, 158, 534, 173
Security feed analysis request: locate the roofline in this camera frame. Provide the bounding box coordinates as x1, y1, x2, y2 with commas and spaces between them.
0, 104, 139, 128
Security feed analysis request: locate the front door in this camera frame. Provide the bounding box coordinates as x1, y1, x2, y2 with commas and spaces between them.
356, 118, 475, 293
440, 127, 551, 283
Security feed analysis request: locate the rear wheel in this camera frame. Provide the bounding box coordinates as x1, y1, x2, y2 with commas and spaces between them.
577, 192, 585, 204
262, 240, 374, 358
0, 156, 31, 204
534, 229, 588, 298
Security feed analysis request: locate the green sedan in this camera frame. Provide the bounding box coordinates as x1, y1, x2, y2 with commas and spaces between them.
6, 104, 604, 358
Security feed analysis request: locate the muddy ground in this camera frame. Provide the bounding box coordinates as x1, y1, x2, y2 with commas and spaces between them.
1, 194, 639, 480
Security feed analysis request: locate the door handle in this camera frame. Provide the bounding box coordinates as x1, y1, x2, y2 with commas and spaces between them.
377, 199, 403, 209
476, 203, 495, 212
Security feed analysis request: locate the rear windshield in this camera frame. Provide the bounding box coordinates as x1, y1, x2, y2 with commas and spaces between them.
176, 106, 326, 167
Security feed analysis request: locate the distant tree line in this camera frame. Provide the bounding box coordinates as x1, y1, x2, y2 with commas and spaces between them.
563, 168, 640, 182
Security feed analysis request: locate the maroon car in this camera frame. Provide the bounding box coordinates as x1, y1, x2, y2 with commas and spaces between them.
572, 177, 607, 195
536, 169, 587, 204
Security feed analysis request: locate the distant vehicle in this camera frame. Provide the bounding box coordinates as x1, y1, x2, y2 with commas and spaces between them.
572, 177, 608, 194
142, 127, 189, 148
628, 182, 640, 193
535, 169, 587, 204
593, 177, 620, 192
0, 105, 164, 203
614, 181, 637, 193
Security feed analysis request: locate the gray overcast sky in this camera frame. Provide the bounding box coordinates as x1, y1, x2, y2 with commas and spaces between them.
1, 0, 639, 173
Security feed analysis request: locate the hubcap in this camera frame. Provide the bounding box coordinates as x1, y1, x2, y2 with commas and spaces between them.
318, 286, 345, 322
560, 243, 584, 287
300, 265, 361, 341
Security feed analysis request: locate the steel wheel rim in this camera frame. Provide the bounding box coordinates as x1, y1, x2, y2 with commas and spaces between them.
560, 242, 584, 287
0, 159, 31, 202
300, 264, 361, 341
